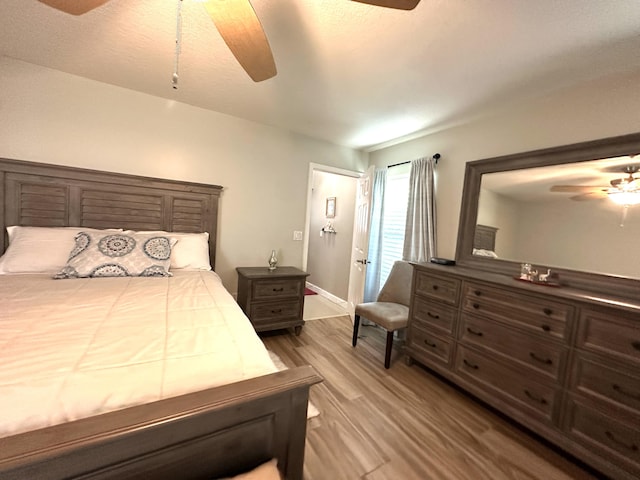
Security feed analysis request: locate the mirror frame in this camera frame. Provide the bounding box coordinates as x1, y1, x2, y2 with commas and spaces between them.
455, 132, 640, 300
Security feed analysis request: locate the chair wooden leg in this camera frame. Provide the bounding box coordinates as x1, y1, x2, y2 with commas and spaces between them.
352, 315, 360, 347
384, 330, 394, 369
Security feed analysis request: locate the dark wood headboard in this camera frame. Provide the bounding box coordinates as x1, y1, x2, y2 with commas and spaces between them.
0, 158, 223, 269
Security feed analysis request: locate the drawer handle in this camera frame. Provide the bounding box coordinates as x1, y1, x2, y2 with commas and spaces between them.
427, 312, 440, 320
524, 389, 548, 405
272, 287, 284, 292
605, 431, 638, 452
613, 383, 640, 400
541, 324, 551, 332
474, 289, 482, 296
466, 327, 483, 337
472, 303, 480, 310
529, 352, 553, 365
632, 341, 640, 351
463, 359, 479, 370
271, 308, 283, 314
543, 308, 553, 316
423, 339, 437, 348
432, 285, 439, 291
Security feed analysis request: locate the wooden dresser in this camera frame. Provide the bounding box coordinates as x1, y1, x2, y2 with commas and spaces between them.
407, 262, 640, 480
236, 266, 309, 335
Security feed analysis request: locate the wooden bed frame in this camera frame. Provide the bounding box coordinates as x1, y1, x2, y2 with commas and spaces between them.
0, 158, 322, 480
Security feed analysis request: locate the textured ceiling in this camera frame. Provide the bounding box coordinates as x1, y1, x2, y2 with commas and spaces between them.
2, 0, 640, 149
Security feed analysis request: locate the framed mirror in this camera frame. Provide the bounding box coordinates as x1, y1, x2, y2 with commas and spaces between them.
455, 132, 640, 300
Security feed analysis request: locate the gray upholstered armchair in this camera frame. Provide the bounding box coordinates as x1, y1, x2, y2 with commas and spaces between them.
352, 260, 413, 368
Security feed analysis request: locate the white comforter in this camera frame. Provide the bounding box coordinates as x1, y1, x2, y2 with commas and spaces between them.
0, 271, 277, 438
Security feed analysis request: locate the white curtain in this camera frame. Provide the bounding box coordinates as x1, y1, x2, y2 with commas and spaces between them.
363, 168, 387, 303
403, 156, 437, 263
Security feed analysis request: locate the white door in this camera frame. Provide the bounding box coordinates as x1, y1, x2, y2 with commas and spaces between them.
346, 166, 374, 318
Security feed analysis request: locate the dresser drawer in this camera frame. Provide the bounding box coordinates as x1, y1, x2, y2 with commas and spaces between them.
577, 307, 640, 365
412, 296, 457, 334
409, 326, 452, 366
414, 271, 460, 305
462, 283, 573, 341
459, 313, 566, 381
571, 353, 640, 413
455, 345, 558, 421
565, 396, 640, 475
253, 279, 302, 300
251, 300, 301, 323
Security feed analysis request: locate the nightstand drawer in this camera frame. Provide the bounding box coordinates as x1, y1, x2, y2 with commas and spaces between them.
251, 300, 301, 323
253, 279, 302, 300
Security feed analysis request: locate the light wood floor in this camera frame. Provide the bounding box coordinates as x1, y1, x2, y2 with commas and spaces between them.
260, 316, 600, 480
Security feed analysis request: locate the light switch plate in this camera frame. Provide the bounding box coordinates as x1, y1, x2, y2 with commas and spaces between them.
293, 230, 303, 241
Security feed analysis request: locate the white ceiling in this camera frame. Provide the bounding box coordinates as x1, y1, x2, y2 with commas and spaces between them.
2, 0, 640, 150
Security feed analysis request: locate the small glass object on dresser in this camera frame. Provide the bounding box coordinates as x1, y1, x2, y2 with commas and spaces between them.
268, 249, 278, 271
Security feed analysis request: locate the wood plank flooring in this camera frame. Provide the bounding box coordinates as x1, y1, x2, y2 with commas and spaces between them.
260, 316, 600, 480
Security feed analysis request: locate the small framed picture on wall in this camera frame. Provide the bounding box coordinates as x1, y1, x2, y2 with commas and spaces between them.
326, 197, 336, 218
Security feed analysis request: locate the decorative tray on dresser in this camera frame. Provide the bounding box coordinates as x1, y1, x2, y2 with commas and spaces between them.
406, 262, 640, 480
236, 266, 309, 335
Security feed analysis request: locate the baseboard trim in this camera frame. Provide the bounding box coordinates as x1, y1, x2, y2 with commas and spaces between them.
305, 282, 349, 310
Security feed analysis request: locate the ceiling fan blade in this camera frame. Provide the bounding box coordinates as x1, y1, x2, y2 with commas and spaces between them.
204, 0, 276, 82
37, 0, 110, 15
351, 0, 420, 9
570, 191, 609, 201
550, 185, 607, 193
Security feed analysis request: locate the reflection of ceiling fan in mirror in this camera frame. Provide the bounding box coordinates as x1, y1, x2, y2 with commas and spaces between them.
37, 0, 420, 82
550, 165, 640, 205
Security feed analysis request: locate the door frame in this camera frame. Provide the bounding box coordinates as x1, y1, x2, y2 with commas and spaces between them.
302, 163, 362, 294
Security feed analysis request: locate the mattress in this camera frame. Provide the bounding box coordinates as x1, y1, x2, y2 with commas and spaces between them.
0, 270, 278, 438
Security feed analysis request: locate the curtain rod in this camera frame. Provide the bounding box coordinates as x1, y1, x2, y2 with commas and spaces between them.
388, 153, 441, 169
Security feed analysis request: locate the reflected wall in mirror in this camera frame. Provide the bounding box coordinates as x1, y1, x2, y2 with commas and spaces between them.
456, 133, 640, 299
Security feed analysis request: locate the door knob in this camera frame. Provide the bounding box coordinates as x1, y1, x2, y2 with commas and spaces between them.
356, 259, 370, 264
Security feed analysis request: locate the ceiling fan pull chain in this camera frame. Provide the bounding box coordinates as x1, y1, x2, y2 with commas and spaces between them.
172, 0, 184, 90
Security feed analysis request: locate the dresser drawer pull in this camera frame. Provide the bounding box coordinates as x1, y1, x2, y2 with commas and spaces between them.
632, 341, 640, 351
272, 287, 284, 292
605, 431, 638, 452
271, 308, 283, 314
432, 285, 439, 291
427, 312, 440, 320
466, 327, 483, 337
524, 389, 548, 405
472, 303, 480, 310
541, 324, 551, 332
423, 339, 437, 348
529, 352, 552, 365
613, 383, 640, 400
543, 308, 553, 316
474, 290, 482, 296
463, 359, 479, 370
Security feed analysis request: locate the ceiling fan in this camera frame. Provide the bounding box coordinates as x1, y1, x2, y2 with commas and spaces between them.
550, 165, 640, 203
37, 0, 421, 82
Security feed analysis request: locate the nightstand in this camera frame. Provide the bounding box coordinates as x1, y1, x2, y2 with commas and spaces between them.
236, 266, 309, 335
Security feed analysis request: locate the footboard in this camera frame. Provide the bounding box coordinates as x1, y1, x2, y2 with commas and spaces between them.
0, 366, 322, 480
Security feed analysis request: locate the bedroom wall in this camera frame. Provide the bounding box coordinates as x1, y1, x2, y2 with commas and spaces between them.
477, 189, 519, 259
368, 68, 640, 261
0, 56, 367, 292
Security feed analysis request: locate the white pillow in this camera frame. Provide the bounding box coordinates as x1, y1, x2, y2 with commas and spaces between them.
127, 231, 211, 271
0, 226, 123, 274
54, 231, 177, 279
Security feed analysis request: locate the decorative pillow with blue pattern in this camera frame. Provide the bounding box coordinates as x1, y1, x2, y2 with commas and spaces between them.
54, 231, 178, 279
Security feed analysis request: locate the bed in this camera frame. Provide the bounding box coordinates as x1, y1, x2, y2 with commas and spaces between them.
0, 158, 322, 480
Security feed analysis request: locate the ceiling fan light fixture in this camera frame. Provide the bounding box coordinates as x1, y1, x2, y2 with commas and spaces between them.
608, 190, 640, 206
